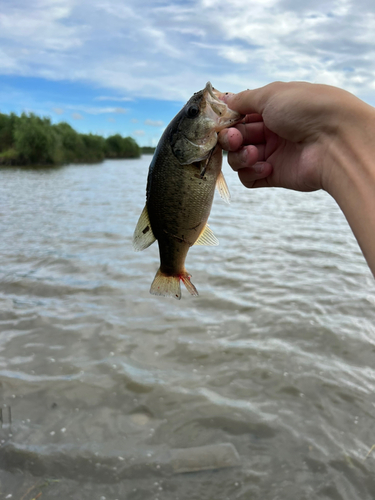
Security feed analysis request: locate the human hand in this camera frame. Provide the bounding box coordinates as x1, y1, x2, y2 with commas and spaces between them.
218, 82, 360, 193
219, 81, 375, 276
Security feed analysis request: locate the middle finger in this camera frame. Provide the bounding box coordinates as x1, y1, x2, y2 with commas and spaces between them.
234, 121, 266, 145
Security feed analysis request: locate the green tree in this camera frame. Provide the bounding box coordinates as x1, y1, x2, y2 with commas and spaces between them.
0, 111, 141, 166
14, 113, 58, 164
81, 134, 106, 162
0, 112, 18, 152
105, 134, 140, 158
122, 136, 141, 158
53, 122, 84, 163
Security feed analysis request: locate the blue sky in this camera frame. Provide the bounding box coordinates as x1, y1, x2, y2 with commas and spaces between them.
1, 0, 375, 146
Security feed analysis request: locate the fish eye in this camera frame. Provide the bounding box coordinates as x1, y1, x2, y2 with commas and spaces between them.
186, 104, 200, 118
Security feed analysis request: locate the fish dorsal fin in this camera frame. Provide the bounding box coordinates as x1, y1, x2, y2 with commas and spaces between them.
194, 223, 219, 246
216, 171, 231, 204
133, 204, 156, 251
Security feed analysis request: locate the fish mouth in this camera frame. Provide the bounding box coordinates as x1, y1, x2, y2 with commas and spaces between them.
203, 82, 244, 131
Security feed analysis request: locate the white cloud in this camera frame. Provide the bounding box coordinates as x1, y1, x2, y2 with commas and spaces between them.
0, 48, 21, 73
95, 96, 133, 102
1, 0, 375, 104
133, 130, 145, 136
144, 119, 164, 127
52, 107, 64, 115
66, 105, 128, 115
113, 107, 127, 114
72, 112, 83, 120
0, 0, 84, 51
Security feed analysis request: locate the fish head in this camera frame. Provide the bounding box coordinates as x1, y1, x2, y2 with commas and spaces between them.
170, 82, 244, 165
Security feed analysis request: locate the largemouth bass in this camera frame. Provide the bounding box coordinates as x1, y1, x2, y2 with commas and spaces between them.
133, 82, 243, 299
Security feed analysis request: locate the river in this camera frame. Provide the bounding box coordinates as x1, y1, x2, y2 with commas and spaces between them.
1, 157, 375, 500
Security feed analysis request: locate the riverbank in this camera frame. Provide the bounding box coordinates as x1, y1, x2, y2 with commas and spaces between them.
0, 111, 145, 166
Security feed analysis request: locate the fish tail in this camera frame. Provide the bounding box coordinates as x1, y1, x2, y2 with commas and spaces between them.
180, 273, 199, 297
150, 269, 198, 300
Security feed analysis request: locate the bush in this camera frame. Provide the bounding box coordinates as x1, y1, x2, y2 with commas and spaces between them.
0, 148, 19, 165
105, 134, 140, 158
53, 122, 84, 163
14, 113, 58, 164
0, 113, 18, 153
0, 111, 141, 165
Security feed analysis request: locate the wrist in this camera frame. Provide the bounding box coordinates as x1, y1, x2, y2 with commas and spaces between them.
323, 98, 375, 274
324, 96, 375, 196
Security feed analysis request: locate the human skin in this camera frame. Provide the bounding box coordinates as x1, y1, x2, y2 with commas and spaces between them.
218, 82, 375, 276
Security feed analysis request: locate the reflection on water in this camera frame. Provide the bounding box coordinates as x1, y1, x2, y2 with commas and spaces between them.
1, 158, 375, 499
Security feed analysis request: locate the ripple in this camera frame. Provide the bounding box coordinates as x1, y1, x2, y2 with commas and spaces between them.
1, 159, 375, 499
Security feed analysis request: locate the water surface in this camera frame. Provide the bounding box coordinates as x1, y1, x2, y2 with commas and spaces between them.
1, 158, 375, 499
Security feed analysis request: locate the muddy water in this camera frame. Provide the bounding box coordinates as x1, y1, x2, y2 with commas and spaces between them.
1, 157, 375, 500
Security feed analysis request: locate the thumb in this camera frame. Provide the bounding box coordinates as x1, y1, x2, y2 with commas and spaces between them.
224, 84, 277, 115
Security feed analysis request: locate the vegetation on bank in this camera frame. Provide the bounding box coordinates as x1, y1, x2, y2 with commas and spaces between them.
0, 112, 141, 166
141, 146, 156, 155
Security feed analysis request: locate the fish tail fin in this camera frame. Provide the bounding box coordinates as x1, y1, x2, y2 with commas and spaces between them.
181, 273, 199, 297
150, 269, 182, 300
150, 269, 198, 300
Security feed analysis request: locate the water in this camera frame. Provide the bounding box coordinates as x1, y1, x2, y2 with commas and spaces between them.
0, 157, 375, 500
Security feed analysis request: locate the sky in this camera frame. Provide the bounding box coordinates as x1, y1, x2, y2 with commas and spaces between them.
1, 0, 375, 146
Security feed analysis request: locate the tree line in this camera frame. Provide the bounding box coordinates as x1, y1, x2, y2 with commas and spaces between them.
0, 112, 141, 166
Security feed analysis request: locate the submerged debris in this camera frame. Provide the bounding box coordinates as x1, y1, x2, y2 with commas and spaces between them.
170, 442, 240, 473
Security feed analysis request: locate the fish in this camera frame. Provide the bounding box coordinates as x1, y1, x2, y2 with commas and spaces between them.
133, 82, 243, 299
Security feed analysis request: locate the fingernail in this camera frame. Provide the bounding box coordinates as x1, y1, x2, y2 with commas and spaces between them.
240, 148, 248, 163
253, 162, 264, 173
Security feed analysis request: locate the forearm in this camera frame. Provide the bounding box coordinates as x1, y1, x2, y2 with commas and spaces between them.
324, 99, 375, 276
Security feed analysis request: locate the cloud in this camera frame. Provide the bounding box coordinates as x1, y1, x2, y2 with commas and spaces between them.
113, 107, 127, 114
133, 130, 145, 136
95, 96, 134, 102
0, 0, 84, 52
144, 119, 164, 127
52, 107, 64, 115
72, 112, 83, 120
0, 48, 21, 72
1, 0, 375, 105
66, 105, 128, 115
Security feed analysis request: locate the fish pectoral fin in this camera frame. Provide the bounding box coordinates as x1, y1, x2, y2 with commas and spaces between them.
216, 171, 231, 204
194, 223, 219, 246
133, 205, 156, 251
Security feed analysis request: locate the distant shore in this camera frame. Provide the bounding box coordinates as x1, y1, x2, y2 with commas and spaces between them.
0, 111, 155, 167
